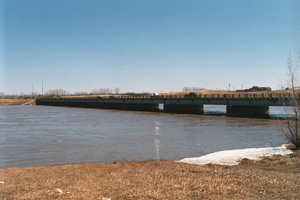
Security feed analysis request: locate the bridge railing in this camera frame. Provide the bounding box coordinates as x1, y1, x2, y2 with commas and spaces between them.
37, 92, 297, 101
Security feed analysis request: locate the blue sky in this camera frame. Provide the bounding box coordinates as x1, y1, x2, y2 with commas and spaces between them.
1, 0, 299, 94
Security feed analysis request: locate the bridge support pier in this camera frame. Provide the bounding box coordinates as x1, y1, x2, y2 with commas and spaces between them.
164, 104, 204, 114
226, 105, 269, 118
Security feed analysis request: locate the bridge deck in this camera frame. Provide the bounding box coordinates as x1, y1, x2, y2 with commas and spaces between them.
37, 92, 296, 107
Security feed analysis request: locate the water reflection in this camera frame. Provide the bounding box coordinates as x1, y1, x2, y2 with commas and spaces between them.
154, 121, 160, 160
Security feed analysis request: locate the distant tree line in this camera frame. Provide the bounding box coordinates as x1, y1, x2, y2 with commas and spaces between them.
90, 87, 120, 95
0, 93, 39, 99
1, 87, 121, 99
182, 87, 206, 92
91, 88, 113, 94
45, 89, 70, 95
0, 92, 6, 99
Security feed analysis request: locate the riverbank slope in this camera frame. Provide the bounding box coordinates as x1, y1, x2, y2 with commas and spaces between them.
1, 149, 299, 199
0, 99, 36, 106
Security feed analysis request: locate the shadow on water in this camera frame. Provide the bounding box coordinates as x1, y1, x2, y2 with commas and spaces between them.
203, 105, 293, 120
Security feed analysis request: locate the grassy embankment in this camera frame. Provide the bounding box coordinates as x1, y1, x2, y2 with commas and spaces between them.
1, 149, 299, 199
0, 99, 36, 106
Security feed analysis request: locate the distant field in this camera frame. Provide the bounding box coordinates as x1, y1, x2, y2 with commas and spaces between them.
0, 99, 36, 106
161, 89, 288, 95
162, 90, 236, 95
60, 89, 288, 99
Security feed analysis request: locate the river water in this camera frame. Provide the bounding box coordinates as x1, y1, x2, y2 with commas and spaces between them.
0, 105, 290, 168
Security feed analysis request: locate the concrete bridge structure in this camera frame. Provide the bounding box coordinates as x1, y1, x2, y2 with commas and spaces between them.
36, 92, 296, 118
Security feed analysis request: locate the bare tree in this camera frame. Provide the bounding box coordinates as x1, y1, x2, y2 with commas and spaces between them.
0, 92, 5, 99
45, 89, 69, 96
282, 53, 300, 148
182, 87, 206, 92
114, 87, 120, 94
91, 88, 114, 94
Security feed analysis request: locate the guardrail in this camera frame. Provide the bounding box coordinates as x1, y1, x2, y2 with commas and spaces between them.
37, 92, 296, 101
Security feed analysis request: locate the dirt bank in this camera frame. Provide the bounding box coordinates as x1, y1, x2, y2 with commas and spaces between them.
1, 149, 299, 200
0, 99, 36, 106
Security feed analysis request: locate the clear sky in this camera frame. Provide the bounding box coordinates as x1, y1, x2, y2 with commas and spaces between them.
1, 0, 299, 95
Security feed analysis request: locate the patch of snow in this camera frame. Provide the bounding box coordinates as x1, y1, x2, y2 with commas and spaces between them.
56, 188, 63, 193
178, 144, 293, 166
0, 181, 4, 184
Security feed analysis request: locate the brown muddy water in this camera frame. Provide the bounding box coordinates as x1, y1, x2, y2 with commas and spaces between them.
0, 105, 289, 168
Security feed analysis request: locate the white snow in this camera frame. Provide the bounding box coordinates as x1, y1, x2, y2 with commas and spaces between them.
56, 188, 63, 193
178, 144, 293, 166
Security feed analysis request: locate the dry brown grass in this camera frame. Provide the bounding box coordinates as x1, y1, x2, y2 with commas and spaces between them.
1, 150, 299, 200
48, 89, 288, 99
162, 89, 288, 96
0, 99, 35, 106
161, 90, 232, 95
